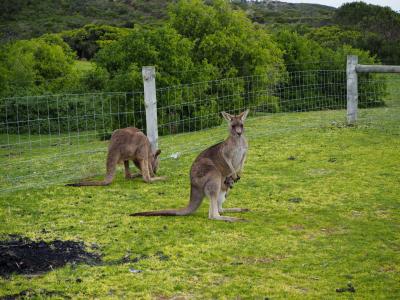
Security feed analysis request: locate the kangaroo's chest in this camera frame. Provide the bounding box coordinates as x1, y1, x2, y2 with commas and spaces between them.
231, 144, 247, 170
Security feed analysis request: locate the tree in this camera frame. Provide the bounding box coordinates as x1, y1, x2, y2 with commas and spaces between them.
273, 29, 385, 111
306, 26, 363, 50
0, 38, 76, 98
334, 2, 400, 63
168, 0, 285, 115
94, 24, 216, 133
61, 24, 132, 60
95, 25, 213, 90
0, 38, 87, 134
168, 0, 284, 78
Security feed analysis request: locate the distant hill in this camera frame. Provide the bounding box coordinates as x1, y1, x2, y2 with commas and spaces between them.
0, 1, 336, 43
233, 1, 336, 27
0, 0, 172, 43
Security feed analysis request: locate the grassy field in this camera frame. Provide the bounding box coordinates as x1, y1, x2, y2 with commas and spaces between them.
0, 105, 399, 299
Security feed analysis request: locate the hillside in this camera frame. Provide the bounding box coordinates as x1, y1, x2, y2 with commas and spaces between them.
0, 0, 172, 43
233, 1, 336, 27
0, 0, 337, 43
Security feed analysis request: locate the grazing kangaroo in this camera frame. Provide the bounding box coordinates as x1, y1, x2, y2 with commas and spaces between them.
131, 110, 249, 222
66, 127, 165, 186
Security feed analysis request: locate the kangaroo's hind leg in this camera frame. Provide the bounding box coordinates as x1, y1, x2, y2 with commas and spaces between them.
218, 179, 250, 214
139, 159, 165, 183
217, 190, 250, 214
124, 160, 132, 179
205, 176, 246, 222
124, 160, 141, 179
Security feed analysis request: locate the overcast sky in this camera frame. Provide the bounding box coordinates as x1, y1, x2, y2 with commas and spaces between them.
286, 0, 400, 11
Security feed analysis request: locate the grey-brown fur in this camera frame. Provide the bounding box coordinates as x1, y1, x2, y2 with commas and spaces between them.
66, 127, 164, 186
131, 110, 249, 222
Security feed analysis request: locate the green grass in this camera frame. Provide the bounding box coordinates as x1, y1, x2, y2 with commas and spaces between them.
1, 106, 399, 299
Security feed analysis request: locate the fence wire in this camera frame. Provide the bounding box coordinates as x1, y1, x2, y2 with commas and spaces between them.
0, 69, 398, 194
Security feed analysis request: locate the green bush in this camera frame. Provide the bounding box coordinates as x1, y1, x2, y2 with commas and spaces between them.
61, 24, 132, 60
273, 29, 386, 112
0, 37, 79, 98
0, 93, 133, 135
93, 0, 285, 134
0, 38, 113, 134
333, 2, 400, 64
94, 24, 217, 134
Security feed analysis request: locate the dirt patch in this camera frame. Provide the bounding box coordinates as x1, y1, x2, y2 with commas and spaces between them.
0, 235, 101, 277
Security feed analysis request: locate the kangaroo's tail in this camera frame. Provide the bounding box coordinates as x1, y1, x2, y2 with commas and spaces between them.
65, 180, 110, 187
66, 152, 118, 187
130, 186, 203, 217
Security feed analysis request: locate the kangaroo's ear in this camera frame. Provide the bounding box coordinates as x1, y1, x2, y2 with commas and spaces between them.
155, 149, 161, 157
239, 109, 249, 121
221, 111, 233, 121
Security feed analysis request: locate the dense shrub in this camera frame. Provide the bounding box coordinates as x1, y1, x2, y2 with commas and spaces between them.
0, 94, 115, 135
305, 26, 363, 50
94, 24, 217, 134
93, 0, 286, 134
61, 24, 132, 60
333, 2, 400, 64
0, 37, 109, 134
168, 0, 284, 78
273, 29, 386, 112
0, 37, 80, 98
166, 0, 285, 132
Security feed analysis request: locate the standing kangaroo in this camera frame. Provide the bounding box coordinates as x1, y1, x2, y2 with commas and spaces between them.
131, 110, 249, 222
66, 127, 165, 186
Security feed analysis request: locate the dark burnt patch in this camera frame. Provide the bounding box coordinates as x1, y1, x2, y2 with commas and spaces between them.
0, 235, 101, 277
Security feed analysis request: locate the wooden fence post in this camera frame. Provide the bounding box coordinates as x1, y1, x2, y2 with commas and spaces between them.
346, 55, 358, 125
142, 66, 158, 152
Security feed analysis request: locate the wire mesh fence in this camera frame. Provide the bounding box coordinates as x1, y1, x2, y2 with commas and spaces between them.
0, 91, 146, 192
0, 67, 398, 193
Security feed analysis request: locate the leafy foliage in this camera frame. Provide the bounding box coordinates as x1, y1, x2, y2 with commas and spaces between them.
274, 29, 385, 111
238, 1, 400, 64
333, 2, 400, 64
0, 37, 77, 98
305, 25, 363, 50
0, 0, 391, 135
0, 37, 99, 134
0, 0, 172, 43
167, 0, 285, 122
93, 1, 286, 133
169, 0, 284, 77
61, 24, 132, 60
93, 24, 216, 133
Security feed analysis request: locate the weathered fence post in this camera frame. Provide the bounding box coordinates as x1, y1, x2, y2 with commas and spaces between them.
346, 55, 358, 125
142, 66, 158, 152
